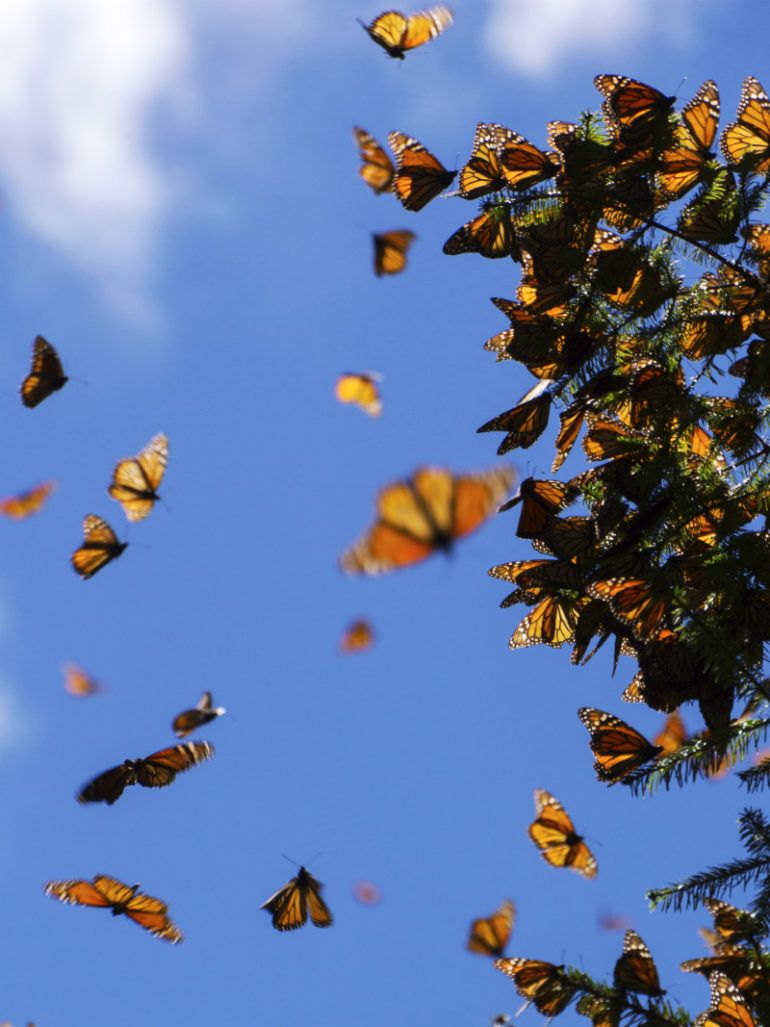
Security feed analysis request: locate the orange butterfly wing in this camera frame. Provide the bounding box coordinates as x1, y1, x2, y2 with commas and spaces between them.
696, 971, 757, 1027
361, 7, 452, 58
135, 740, 215, 788
261, 866, 332, 931
0, 481, 56, 519
578, 707, 663, 781
372, 229, 415, 276
340, 619, 375, 653
721, 76, 770, 174
353, 126, 395, 193
45, 878, 114, 908
466, 899, 515, 957
63, 663, 102, 697
335, 373, 383, 416
613, 929, 664, 995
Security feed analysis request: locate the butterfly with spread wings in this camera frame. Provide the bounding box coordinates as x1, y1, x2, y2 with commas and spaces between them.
76, 740, 214, 804
528, 789, 597, 878
387, 131, 457, 211
458, 123, 516, 199
0, 481, 56, 520
340, 465, 514, 575
45, 874, 183, 943
613, 929, 665, 996
466, 899, 515, 958
353, 127, 395, 193
721, 76, 770, 174
71, 515, 127, 579
493, 958, 577, 1017
578, 707, 663, 783
359, 6, 453, 59
373, 229, 416, 276
443, 202, 516, 259
595, 74, 675, 149
172, 693, 226, 739
108, 433, 168, 522
20, 336, 69, 408
261, 866, 333, 931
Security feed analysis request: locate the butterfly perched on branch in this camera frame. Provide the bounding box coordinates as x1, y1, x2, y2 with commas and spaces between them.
613, 928, 665, 996
493, 958, 577, 1017
578, 707, 663, 782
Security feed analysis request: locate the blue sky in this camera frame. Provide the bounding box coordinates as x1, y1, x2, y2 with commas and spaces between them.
1, 1, 769, 1024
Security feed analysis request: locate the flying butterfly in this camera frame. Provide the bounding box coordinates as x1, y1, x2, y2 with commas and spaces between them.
658, 80, 720, 198
721, 75, 770, 174
63, 664, 103, 698
443, 203, 516, 259
44, 874, 183, 943
71, 515, 127, 580
20, 336, 69, 408
339, 618, 375, 653
654, 710, 687, 756
613, 929, 665, 996
466, 899, 515, 958
528, 788, 597, 878
108, 432, 168, 522
578, 707, 663, 783
0, 481, 56, 520
353, 127, 395, 193
340, 464, 514, 575
172, 693, 226, 739
372, 229, 416, 276
493, 958, 577, 1017
387, 131, 457, 211
261, 865, 333, 931
76, 740, 214, 804
694, 971, 757, 1027
335, 372, 383, 417
358, 6, 453, 59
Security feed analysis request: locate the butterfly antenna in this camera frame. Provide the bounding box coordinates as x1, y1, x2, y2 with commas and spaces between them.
68, 375, 90, 386
281, 853, 301, 868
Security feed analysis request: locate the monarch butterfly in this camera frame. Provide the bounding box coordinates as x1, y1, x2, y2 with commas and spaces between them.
500, 134, 558, 191
547, 120, 616, 188
442, 203, 516, 259
681, 949, 762, 996
528, 788, 597, 878
63, 663, 103, 698
578, 707, 663, 782
172, 693, 226, 739
358, 6, 453, 58
498, 477, 575, 539
540, 516, 597, 564
704, 898, 765, 945
678, 169, 739, 245
466, 899, 515, 958
458, 123, 517, 199
694, 971, 757, 1027
613, 929, 665, 996
76, 740, 214, 804
477, 381, 551, 453
44, 874, 183, 943
71, 515, 127, 579
387, 131, 457, 211
594, 74, 675, 145
372, 229, 415, 277
261, 865, 333, 931
352, 879, 381, 905
335, 372, 383, 417
493, 958, 576, 1017
588, 577, 667, 641
582, 418, 650, 463
721, 76, 770, 174
517, 252, 575, 319
20, 336, 68, 408
0, 481, 56, 519
658, 81, 720, 198
340, 464, 514, 575
353, 127, 395, 193
339, 618, 375, 653
108, 433, 168, 522
575, 994, 614, 1027
654, 710, 687, 756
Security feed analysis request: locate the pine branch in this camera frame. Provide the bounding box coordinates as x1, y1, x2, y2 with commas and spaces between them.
647, 855, 769, 913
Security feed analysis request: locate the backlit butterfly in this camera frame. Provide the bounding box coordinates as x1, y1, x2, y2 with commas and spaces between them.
261, 866, 333, 931
63, 664, 103, 698
108, 433, 168, 522
443, 202, 516, 259
595, 74, 675, 146
353, 127, 395, 193
721, 76, 770, 174
704, 897, 765, 945
339, 618, 375, 653
0, 481, 56, 519
335, 373, 383, 416
340, 464, 514, 575
528, 788, 597, 878
45, 874, 183, 943
76, 740, 214, 804
20, 336, 68, 408
477, 380, 551, 452
493, 958, 577, 1017
71, 515, 127, 579
578, 707, 663, 782
678, 169, 740, 245
587, 577, 667, 641
466, 899, 515, 958
500, 133, 558, 191
458, 123, 518, 199
658, 81, 720, 198
682, 949, 763, 996
387, 131, 457, 211
694, 971, 757, 1027
498, 477, 575, 539
373, 229, 416, 276
172, 693, 226, 739
613, 929, 665, 995
359, 6, 453, 59
508, 595, 584, 651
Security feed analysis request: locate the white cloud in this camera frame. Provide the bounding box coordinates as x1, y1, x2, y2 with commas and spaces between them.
484, 0, 700, 77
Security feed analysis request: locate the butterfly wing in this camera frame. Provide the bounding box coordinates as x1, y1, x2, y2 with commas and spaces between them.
0, 481, 56, 519
443, 206, 515, 259
45, 877, 114, 908
261, 874, 308, 931
654, 710, 687, 756
340, 619, 375, 653
71, 514, 126, 579
459, 123, 517, 198
124, 890, 184, 943
136, 740, 215, 788
300, 868, 333, 928
466, 899, 515, 957
446, 465, 515, 539
613, 929, 664, 995
494, 958, 576, 1016
20, 336, 68, 408
387, 131, 457, 211
108, 433, 168, 521
697, 971, 757, 1027
721, 76, 770, 173
401, 5, 453, 50
373, 230, 415, 276
353, 127, 395, 193
361, 10, 410, 56
76, 763, 136, 804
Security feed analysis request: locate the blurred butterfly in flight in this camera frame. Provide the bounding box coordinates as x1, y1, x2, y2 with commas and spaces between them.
172, 692, 226, 739
358, 6, 453, 59
45, 874, 183, 943
108, 432, 168, 522
20, 336, 68, 408
0, 481, 56, 519
76, 740, 214, 804
71, 515, 127, 579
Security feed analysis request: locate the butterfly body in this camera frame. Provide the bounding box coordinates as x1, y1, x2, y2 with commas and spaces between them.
359, 6, 453, 59
20, 336, 68, 408
45, 874, 183, 943
76, 740, 215, 804
261, 866, 333, 931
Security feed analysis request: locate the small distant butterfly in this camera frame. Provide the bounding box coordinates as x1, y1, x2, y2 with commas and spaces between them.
339, 618, 375, 653
63, 664, 103, 698
528, 788, 597, 878
172, 692, 226, 739
353, 127, 395, 193
352, 880, 381, 905
358, 6, 453, 59
493, 958, 577, 1017
45, 874, 183, 943
20, 336, 68, 408
578, 707, 663, 782
71, 515, 127, 580
261, 866, 333, 931
387, 131, 457, 211
466, 899, 515, 958
721, 75, 770, 174
76, 740, 214, 804
0, 481, 56, 519
335, 373, 383, 417
613, 928, 665, 996
372, 229, 416, 276
108, 433, 168, 522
